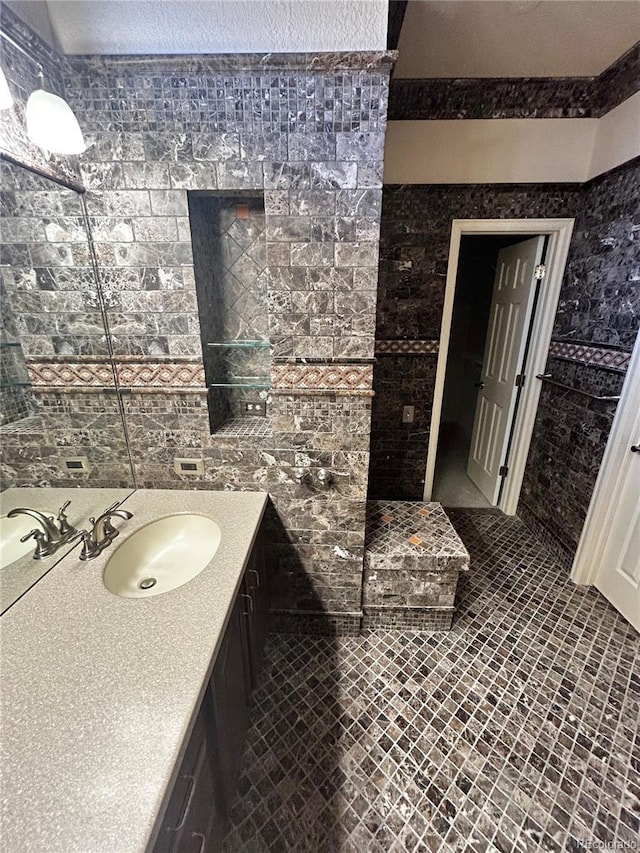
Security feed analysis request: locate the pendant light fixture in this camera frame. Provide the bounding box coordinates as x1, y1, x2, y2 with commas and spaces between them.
25, 64, 86, 155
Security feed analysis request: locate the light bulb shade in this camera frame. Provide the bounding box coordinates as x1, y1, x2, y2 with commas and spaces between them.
25, 88, 86, 155
0, 66, 14, 110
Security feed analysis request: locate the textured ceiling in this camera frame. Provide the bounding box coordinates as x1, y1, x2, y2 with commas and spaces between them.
9, 0, 388, 55
5, 0, 639, 78
395, 1, 640, 78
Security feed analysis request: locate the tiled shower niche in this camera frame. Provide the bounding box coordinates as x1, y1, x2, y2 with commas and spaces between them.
188, 192, 271, 436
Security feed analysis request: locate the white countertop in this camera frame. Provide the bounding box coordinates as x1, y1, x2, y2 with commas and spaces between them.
1, 487, 132, 614
0, 488, 268, 853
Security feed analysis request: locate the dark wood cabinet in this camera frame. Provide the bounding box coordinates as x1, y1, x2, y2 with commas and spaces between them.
210, 592, 251, 809
152, 535, 266, 853
241, 537, 268, 693
152, 689, 223, 853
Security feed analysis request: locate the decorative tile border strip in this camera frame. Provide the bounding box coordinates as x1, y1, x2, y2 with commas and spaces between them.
26, 361, 115, 388
25, 359, 206, 389
549, 340, 631, 371
116, 362, 205, 388
271, 363, 373, 393
375, 340, 440, 355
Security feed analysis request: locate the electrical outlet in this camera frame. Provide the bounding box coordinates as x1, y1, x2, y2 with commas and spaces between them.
402, 405, 415, 424
62, 456, 90, 474
173, 458, 204, 476
244, 401, 266, 417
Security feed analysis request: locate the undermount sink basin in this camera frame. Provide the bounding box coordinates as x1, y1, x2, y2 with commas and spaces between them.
103, 514, 221, 598
0, 514, 40, 568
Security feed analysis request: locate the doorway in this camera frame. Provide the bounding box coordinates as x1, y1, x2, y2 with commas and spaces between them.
432, 234, 530, 508
424, 219, 575, 513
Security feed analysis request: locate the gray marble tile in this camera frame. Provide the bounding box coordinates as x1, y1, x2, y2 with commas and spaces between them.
224, 512, 640, 852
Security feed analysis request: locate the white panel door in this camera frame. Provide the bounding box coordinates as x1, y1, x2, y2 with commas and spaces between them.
467, 236, 545, 503
595, 408, 640, 633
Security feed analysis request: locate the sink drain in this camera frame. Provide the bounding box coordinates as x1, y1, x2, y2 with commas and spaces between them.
139, 577, 157, 590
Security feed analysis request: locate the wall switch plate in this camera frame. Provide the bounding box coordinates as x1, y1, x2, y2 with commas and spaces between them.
173, 458, 204, 476
244, 401, 266, 417
402, 405, 415, 424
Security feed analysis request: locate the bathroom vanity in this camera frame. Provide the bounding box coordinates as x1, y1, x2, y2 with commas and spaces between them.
0, 489, 268, 853
0, 487, 132, 614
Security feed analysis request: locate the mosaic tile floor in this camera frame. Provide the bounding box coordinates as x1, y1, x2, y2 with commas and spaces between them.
223, 513, 640, 852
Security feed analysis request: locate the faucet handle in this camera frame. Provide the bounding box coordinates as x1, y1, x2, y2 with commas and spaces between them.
20, 528, 41, 544
20, 528, 50, 560
102, 517, 119, 541
57, 500, 78, 536
78, 530, 96, 561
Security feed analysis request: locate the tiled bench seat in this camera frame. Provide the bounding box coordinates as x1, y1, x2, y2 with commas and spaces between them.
363, 500, 469, 630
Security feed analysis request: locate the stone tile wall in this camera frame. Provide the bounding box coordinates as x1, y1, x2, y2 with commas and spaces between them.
592, 41, 640, 116
389, 41, 640, 120
389, 76, 594, 120
519, 158, 640, 559
0, 159, 133, 489
0, 272, 31, 427
551, 158, 640, 351
368, 182, 582, 501
369, 159, 639, 565
1, 1, 394, 630
56, 50, 394, 629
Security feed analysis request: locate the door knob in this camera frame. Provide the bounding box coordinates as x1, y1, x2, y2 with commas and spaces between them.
474, 381, 485, 389
631, 445, 640, 453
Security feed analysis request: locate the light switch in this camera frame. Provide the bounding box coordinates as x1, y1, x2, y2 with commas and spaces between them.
402, 405, 415, 424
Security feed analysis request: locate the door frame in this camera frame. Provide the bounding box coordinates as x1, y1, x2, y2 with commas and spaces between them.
571, 329, 640, 585
423, 218, 575, 513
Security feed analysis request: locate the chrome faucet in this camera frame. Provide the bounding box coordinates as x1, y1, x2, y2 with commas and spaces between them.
79, 502, 133, 560
8, 501, 79, 559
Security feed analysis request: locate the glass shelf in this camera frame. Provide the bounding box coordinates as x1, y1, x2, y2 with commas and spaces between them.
207, 340, 270, 349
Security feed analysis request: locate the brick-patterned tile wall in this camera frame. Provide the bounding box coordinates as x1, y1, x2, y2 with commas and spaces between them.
519, 159, 640, 558
58, 51, 394, 623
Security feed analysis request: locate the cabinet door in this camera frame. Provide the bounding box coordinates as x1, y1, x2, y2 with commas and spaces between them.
172, 690, 225, 853
172, 744, 217, 853
153, 711, 206, 853
210, 595, 250, 809
242, 536, 268, 691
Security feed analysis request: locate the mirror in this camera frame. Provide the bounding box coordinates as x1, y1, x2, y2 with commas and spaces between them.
0, 155, 135, 613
